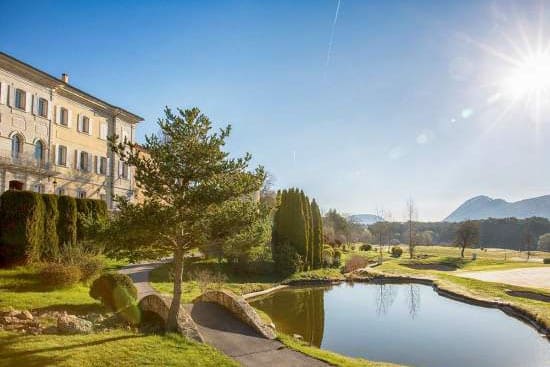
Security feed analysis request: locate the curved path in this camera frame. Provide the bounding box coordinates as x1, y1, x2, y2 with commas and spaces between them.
121, 262, 329, 367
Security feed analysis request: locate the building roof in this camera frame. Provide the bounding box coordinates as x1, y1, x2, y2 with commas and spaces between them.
0, 51, 144, 124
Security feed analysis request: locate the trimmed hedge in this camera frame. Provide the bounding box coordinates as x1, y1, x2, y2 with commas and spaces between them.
58, 195, 78, 248
0, 190, 45, 264
42, 194, 60, 261
544, 258, 550, 264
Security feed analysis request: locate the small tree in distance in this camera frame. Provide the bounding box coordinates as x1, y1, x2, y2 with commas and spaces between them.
538, 233, 550, 252
100, 107, 265, 331
455, 220, 480, 258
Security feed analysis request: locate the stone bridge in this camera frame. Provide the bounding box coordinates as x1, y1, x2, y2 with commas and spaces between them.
137, 294, 203, 342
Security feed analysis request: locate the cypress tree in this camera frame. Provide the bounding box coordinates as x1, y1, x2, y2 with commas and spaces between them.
311, 199, 323, 269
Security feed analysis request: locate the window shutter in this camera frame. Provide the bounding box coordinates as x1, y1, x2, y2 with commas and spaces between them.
106, 157, 111, 176
47, 100, 52, 120
89, 118, 93, 135
53, 144, 58, 165
77, 114, 81, 132
0, 82, 5, 105
94, 156, 99, 174
8, 86, 15, 107
26, 92, 32, 113
32, 94, 38, 115
55, 106, 60, 124
67, 110, 72, 128
75, 149, 80, 170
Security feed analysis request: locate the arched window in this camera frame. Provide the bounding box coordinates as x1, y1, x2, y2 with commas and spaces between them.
11, 135, 22, 159
34, 140, 44, 163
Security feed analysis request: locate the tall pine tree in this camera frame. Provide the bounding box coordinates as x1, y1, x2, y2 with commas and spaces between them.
311, 199, 323, 269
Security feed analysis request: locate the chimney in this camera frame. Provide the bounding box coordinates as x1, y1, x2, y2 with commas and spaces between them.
61, 73, 69, 83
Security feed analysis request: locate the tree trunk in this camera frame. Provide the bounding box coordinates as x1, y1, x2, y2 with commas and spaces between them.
461, 245, 465, 258
166, 244, 184, 332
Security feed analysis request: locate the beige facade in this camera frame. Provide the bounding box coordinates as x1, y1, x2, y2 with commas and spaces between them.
0, 52, 142, 208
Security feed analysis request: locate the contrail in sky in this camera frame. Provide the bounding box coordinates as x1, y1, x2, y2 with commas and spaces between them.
325, 0, 341, 67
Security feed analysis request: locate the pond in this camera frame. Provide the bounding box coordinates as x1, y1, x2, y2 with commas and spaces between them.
250, 282, 550, 367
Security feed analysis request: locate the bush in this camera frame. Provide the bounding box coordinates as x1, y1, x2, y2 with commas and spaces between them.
391, 246, 403, 258
343, 254, 368, 273
76, 198, 93, 241
42, 194, 59, 261
0, 190, 45, 264
89, 273, 137, 312
360, 244, 372, 251
322, 245, 334, 267
333, 248, 342, 267
273, 242, 303, 276
57, 195, 77, 248
544, 258, 550, 264
78, 256, 105, 282
40, 263, 81, 288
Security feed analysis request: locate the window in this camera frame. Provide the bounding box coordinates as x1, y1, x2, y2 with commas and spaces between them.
59, 107, 69, 126
80, 151, 89, 171
100, 194, 106, 202
9, 180, 23, 190
33, 184, 44, 193
79, 115, 90, 133
120, 161, 129, 179
57, 145, 67, 166
15, 89, 26, 110
34, 141, 44, 163
77, 191, 86, 199
38, 98, 48, 118
56, 188, 65, 196
99, 157, 107, 175
11, 135, 22, 159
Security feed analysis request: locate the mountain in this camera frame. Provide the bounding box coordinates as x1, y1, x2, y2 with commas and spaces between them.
444, 195, 550, 222
348, 214, 384, 225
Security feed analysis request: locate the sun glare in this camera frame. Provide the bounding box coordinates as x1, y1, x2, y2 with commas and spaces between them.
501, 52, 550, 100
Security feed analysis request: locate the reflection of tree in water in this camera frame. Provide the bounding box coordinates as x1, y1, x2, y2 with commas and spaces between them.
407, 284, 421, 319
251, 286, 326, 347
375, 283, 396, 316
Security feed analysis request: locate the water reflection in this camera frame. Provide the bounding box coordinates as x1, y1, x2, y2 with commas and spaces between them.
252, 286, 326, 346
250, 282, 550, 367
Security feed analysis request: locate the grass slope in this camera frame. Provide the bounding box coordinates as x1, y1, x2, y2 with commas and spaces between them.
0, 330, 237, 367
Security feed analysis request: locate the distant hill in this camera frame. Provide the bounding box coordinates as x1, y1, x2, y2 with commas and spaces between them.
444, 195, 550, 222
348, 214, 384, 225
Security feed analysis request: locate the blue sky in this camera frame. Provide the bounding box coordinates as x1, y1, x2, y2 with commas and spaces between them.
2, 0, 550, 220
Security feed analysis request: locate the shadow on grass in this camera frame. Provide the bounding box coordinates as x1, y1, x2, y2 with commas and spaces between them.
0, 333, 143, 366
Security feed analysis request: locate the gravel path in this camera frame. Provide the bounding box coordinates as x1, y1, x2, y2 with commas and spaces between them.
120, 261, 330, 367
458, 267, 550, 290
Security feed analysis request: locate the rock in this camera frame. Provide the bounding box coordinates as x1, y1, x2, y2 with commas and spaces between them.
293, 334, 303, 340
86, 313, 105, 324
16, 310, 33, 321
57, 314, 93, 334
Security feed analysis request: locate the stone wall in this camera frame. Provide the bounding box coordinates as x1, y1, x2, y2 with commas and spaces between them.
194, 290, 277, 339
138, 294, 203, 342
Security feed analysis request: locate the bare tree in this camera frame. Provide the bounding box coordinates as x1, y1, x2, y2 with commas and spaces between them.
405, 198, 418, 259
455, 220, 480, 257
522, 223, 534, 261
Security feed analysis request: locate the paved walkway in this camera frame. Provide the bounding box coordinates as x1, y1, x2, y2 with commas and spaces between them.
458, 267, 550, 290
121, 262, 329, 367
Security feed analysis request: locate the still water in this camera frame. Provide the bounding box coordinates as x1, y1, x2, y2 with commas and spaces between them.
250, 282, 550, 367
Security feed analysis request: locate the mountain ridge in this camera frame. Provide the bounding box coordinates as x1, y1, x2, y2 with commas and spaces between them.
444, 194, 550, 222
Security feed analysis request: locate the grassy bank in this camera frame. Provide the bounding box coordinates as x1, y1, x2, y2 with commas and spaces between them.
0, 330, 237, 367
278, 333, 403, 367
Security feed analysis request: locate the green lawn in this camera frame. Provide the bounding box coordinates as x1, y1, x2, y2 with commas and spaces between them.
0, 265, 100, 313
0, 330, 237, 367
0, 262, 237, 367
149, 259, 280, 303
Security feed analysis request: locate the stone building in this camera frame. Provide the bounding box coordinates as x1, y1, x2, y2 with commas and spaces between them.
0, 52, 142, 208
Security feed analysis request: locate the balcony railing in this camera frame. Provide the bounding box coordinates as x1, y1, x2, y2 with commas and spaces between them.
0, 149, 53, 174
